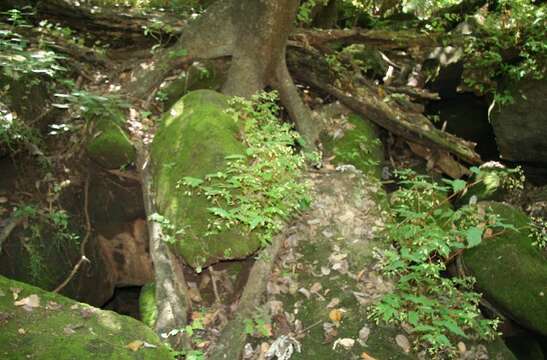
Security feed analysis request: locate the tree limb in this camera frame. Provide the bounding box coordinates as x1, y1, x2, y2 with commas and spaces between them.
297, 69, 482, 165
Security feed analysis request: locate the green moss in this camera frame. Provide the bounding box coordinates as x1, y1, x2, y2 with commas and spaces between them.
86, 114, 136, 169
151, 90, 260, 269
322, 114, 383, 178
0, 275, 173, 359
463, 202, 547, 335
139, 282, 157, 328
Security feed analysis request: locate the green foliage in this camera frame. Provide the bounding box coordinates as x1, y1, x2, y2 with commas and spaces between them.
53, 90, 128, 121
369, 169, 507, 357
148, 212, 186, 245
461, 0, 546, 98
530, 216, 547, 250
12, 203, 80, 282
179, 91, 313, 246
0, 9, 66, 81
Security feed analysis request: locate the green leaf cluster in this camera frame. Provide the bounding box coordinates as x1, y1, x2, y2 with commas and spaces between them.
179, 91, 314, 246
369, 169, 506, 357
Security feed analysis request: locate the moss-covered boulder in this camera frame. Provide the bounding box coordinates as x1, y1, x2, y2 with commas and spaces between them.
151, 90, 260, 269
0, 275, 173, 359
86, 114, 135, 169
322, 113, 384, 178
462, 202, 547, 335
139, 282, 157, 328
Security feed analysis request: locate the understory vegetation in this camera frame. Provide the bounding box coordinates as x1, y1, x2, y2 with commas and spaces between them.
180, 91, 316, 247
1, 0, 546, 358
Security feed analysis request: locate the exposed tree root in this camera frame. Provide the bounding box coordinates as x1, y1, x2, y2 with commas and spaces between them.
208, 231, 286, 360
138, 148, 191, 348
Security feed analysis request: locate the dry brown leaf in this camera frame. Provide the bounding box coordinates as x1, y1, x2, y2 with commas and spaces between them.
332, 338, 355, 350
361, 352, 378, 360
395, 334, 410, 353
126, 340, 144, 352
10, 287, 21, 300
14, 294, 40, 309
329, 308, 344, 323
310, 282, 322, 294
326, 298, 340, 309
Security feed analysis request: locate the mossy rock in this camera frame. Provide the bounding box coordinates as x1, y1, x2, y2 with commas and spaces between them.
0, 275, 173, 359
139, 282, 157, 328
86, 114, 136, 169
151, 90, 260, 269
462, 202, 547, 335
322, 114, 384, 178
269, 173, 513, 359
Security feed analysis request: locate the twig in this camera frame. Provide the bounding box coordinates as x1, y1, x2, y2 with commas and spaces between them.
209, 265, 222, 304
296, 319, 323, 335
53, 174, 92, 293
107, 169, 141, 182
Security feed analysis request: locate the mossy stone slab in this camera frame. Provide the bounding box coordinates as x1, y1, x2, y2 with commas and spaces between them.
463, 202, 547, 335
0, 275, 172, 359
151, 90, 260, 269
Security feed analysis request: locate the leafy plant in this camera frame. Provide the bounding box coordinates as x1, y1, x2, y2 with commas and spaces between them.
369, 169, 507, 357
179, 91, 314, 246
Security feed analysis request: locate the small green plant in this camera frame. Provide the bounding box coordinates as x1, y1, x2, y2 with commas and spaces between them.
148, 212, 186, 245
369, 169, 505, 357
530, 216, 547, 250
244, 314, 272, 338
179, 91, 314, 246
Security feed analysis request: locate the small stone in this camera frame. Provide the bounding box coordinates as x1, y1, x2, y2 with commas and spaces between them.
457, 341, 467, 354
395, 334, 410, 353
359, 326, 371, 342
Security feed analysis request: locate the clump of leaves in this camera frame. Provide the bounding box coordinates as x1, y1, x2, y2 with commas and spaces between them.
461, 0, 546, 100
530, 216, 547, 250
369, 169, 503, 357
180, 91, 313, 246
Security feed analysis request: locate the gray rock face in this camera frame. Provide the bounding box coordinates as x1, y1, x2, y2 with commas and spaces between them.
491, 79, 547, 164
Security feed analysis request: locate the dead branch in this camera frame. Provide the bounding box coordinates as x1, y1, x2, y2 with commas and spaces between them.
297, 69, 482, 165
291, 28, 439, 51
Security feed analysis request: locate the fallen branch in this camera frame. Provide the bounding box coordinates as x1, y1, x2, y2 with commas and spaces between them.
53, 174, 91, 293
291, 28, 439, 51
297, 70, 482, 165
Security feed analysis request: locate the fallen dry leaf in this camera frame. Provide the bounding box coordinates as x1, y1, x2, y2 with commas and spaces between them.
359, 325, 371, 342
126, 340, 144, 352
14, 294, 40, 309
310, 282, 322, 294
329, 308, 344, 323
395, 334, 410, 353
361, 351, 378, 360
46, 301, 62, 310
326, 298, 340, 309
11, 287, 21, 300
332, 338, 355, 350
